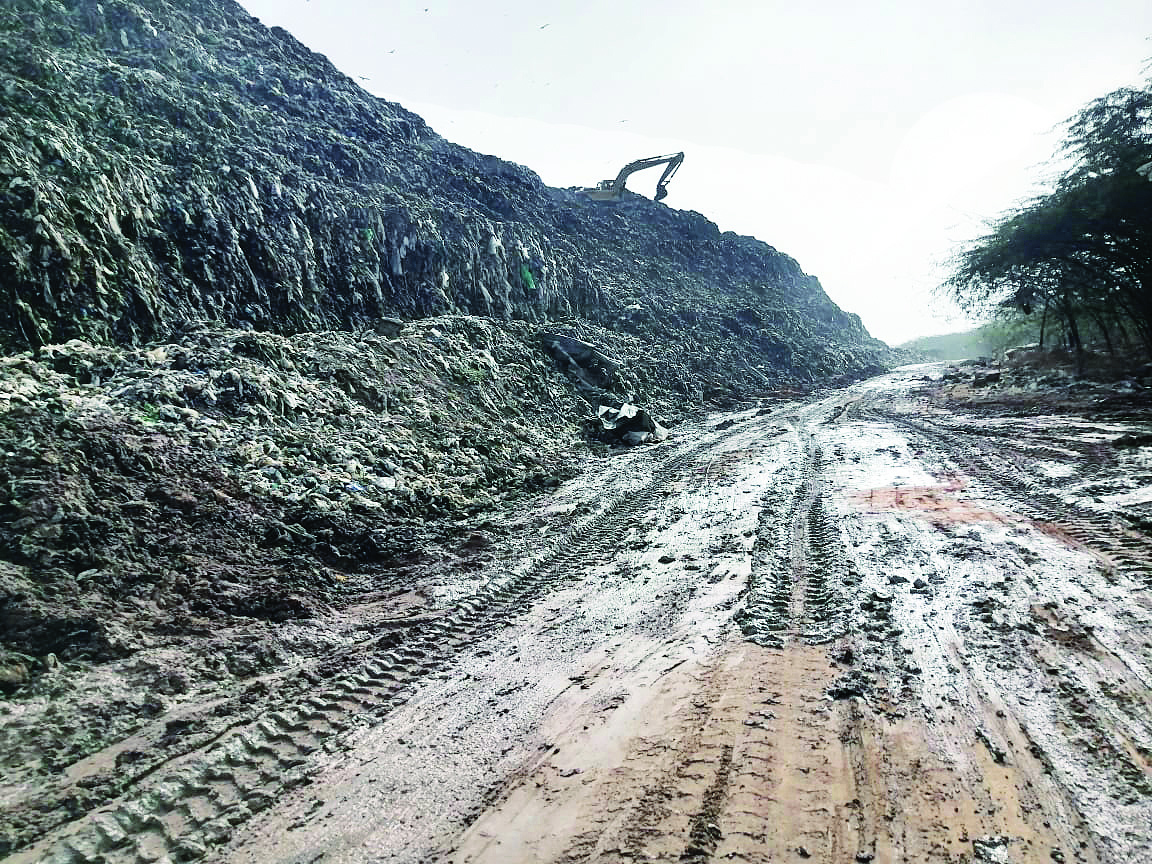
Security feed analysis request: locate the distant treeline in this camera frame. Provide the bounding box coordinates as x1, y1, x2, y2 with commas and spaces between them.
898, 315, 1042, 364
945, 68, 1152, 365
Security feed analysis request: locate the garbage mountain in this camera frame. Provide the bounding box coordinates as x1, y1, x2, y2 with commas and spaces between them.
0, 7, 896, 848
0, 0, 887, 390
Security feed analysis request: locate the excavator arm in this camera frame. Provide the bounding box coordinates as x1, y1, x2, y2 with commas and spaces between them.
581, 152, 684, 202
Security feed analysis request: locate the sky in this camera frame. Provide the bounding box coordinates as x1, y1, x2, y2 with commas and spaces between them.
239, 0, 1151, 345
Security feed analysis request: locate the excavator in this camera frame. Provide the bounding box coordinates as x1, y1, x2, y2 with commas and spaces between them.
579, 152, 684, 202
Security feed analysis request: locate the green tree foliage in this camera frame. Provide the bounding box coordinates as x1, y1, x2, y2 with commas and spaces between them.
945, 72, 1152, 362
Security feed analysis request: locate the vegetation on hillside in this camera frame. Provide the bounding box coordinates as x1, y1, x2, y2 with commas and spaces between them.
945, 68, 1152, 364
899, 313, 1044, 363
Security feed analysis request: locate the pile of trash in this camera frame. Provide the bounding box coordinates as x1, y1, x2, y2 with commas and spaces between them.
934, 348, 1152, 415
0, 311, 708, 661
593, 403, 670, 445
1, 318, 602, 657
0, 0, 893, 399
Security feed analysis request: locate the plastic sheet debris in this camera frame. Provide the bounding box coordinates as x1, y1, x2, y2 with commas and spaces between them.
594, 402, 669, 445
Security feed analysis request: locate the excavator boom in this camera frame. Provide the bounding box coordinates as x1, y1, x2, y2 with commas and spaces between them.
580, 152, 684, 202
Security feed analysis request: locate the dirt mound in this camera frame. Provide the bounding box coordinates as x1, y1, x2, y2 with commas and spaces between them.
934, 350, 1152, 416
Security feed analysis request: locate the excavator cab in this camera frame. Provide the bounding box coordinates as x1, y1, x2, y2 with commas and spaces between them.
579, 152, 684, 202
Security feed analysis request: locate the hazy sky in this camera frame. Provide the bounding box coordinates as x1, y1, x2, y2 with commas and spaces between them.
240, 0, 1151, 344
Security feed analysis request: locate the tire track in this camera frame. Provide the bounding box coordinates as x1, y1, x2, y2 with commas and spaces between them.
680, 743, 734, 863
735, 431, 852, 647
4, 432, 735, 864
873, 409, 1152, 586
733, 454, 800, 648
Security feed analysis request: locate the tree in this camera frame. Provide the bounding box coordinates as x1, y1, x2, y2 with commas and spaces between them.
945, 71, 1152, 365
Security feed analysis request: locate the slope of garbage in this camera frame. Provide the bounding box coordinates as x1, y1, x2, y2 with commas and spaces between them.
0, 313, 705, 660
0, 313, 712, 845
0, 1, 898, 855
0, 0, 887, 392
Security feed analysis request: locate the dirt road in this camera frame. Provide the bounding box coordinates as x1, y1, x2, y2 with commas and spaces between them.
6, 365, 1152, 863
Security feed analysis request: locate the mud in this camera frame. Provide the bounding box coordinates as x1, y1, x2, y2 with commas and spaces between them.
3, 364, 1152, 863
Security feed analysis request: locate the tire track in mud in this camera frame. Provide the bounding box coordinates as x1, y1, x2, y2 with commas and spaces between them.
874, 409, 1152, 585
478, 644, 853, 864
548, 662, 735, 864
971, 601, 1152, 816
680, 743, 735, 863
735, 425, 853, 648
933, 416, 1114, 468
852, 398, 1152, 858
4, 432, 740, 864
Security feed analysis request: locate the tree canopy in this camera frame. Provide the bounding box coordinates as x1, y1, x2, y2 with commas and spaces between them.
945, 72, 1152, 361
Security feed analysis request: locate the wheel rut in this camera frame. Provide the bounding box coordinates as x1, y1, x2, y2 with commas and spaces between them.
3, 434, 727, 864
872, 408, 1152, 585
736, 427, 852, 648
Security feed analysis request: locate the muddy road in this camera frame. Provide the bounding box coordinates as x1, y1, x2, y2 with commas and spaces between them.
5, 365, 1152, 864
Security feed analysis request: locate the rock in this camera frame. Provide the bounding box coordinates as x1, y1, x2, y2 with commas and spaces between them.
913, 578, 928, 589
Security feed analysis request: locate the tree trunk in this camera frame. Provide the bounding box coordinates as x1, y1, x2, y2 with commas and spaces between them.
1088, 308, 1115, 356
1067, 310, 1085, 376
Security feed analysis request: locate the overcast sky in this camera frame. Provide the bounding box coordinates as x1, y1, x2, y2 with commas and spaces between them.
240, 0, 1151, 345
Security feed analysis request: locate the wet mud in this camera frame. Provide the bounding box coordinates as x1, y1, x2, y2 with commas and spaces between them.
3, 364, 1152, 863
